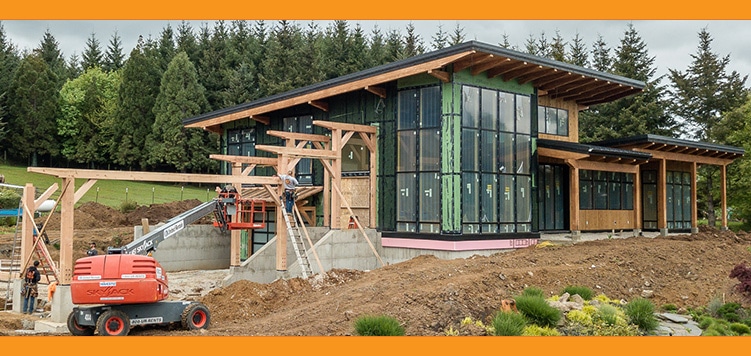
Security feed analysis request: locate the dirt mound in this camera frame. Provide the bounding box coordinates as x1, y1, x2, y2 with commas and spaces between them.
38, 199, 207, 230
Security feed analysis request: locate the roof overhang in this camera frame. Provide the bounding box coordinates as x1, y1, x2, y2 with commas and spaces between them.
594, 134, 744, 166
184, 41, 645, 130
538, 138, 651, 166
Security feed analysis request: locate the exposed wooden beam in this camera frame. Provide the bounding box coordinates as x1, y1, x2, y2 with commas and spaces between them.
554, 81, 613, 101
537, 147, 588, 161
314, 120, 377, 134
470, 57, 507, 76
534, 71, 574, 88
486, 60, 526, 79
33, 183, 58, 211
542, 76, 592, 96
308, 100, 329, 112
575, 160, 640, 174
364, 86, 386, 98
27, 167, 281, 185
203, 125, 223, 134
517, 68, 558, 85
632, 148, 734, 166
579, 87, 642, 106
255, 145, 340, 159
73, 179, 98, 204
266, 130, 330, 143
500, 65, 542, 82
427, 69, 450, 83
250, 115, 270, 125
452, 51, 489, 73
186, 50, 475, 128
210, 154, 278, 166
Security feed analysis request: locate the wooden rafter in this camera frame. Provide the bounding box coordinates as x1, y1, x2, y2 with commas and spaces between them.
210, 154, 278, 166
470, 57, 507, 76
364, 86, 386, 98
308, 100, 329, 112
266, 130, 330, 143
517, 68, 558, 85
255, 145, 340, 159
250, 115, 270, 125
314, 120, 377, 134
633, 148, 734, 166
427, 69, 450, 83
500, 64, 542, 82
554, 81, 613, 101
579, 87, 642, 106
452, 51, 490, 73
534, 71, 575, 88
542, 76, 592, 96
486, 61, 526, 78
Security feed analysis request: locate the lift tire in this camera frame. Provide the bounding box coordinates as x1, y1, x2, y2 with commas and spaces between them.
67, 311, 95, 336
181, 302, 211, 330
96, 309, 130, 336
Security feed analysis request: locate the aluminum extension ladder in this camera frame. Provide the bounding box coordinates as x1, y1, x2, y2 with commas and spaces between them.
281, 207, 313, 279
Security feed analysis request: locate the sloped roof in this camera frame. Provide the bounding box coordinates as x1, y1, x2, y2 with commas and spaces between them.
538, 138, 652, 162
184, 41, 645, 130
595, 134, 744, 161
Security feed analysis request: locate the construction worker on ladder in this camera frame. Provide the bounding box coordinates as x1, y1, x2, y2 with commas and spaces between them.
278, 170, 298, 214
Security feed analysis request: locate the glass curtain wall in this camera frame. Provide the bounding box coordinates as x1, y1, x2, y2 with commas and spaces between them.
396, 86, 441, 232
282, 115, 314, 184
462, 85, 532, 234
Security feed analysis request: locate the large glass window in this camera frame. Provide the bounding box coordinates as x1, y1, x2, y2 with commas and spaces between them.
283, 115, 313, 184
579, 170, 635, 210
396, 86, 442, 233
538, 105, 569, 136
462, 85, 532, 234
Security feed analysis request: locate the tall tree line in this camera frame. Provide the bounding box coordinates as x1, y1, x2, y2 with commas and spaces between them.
0, 21, 749, 226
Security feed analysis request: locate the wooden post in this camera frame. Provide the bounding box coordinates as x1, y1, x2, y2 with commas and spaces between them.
369, 130, 377, 228
60, 178, 75, 284
275, 155, 288, 271
323, 141, 331, 228
230, 162, 242, 267
691, 162, 698, 233
331, 128, 342, 229
20, 184, 35, 272
721, 164, 728, 230
566, 161, 580, 233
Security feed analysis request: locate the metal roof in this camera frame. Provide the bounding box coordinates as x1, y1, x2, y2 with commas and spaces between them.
538, 138, 652, 161
184, 40, 645, 129
594, 134, 744, 160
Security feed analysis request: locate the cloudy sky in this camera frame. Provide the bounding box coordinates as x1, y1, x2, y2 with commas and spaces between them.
3, 20, 751, 81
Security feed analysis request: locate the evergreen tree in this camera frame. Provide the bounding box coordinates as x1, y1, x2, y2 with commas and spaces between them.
431, 23, 449, 50
156, 24, 175, 72
111, 37, 162, 170
579, 24, 673, 143
145, 51, 216, 173
82, 32, 103, 70
66, 52, 82, 78
524, 34, 539, 56
367, 25, 387, 67
6, 52, 60, 166
0, 23, 20, 149
668, 28, 748, 226
498, 33, 512, 49
297, 22, 324, 85
449, 23, 466, 45
590, 34, 611, 72
567, 32, 589, 67
197, 21, 231, 111
103, 31, 125, 72
176, 21, 200, 64
400, 22, 425, 59
384, 28, 403, 63
58, 67, 120, 167
258, 21, 304, 96
36, 30, 67, 82
724, 95, 751, 223
549, 30, 566, 62
321, 20, 354, 78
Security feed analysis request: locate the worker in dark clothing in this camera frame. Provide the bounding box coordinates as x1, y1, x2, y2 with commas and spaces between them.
87, 242, 98, 256
278, 171, 299, 214
22, 261, 41, 314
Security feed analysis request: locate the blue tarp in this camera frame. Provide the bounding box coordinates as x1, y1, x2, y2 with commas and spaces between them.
0, 208, 21, 217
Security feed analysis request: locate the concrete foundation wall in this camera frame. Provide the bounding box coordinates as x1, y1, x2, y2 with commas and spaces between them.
135, 225, 231, 271
380, 245, 510, 264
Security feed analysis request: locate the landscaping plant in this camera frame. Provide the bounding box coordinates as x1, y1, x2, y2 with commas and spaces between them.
492, 311, 527, 336
514, 294, 561, 328
623, 298, 658, 333
353, 315, 405, 336
562, 285, 593, 300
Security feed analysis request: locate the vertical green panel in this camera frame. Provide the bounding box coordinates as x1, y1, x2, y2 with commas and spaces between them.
441, 81, 462, 233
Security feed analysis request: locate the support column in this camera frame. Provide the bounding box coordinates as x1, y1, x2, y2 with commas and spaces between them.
691, 162, 698, 234
721, 164, 728, 231
657, 159, 668, 236
230, 163, 242, 267
369, 131, 377, 229
20, 184, 35, 270
566, 160, 580, 239
331, 128, 342, 229
60, 178, 75, 284
275, 155, 289, 271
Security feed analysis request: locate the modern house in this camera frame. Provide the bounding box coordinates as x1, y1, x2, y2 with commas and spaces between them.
183, 40, 743, 264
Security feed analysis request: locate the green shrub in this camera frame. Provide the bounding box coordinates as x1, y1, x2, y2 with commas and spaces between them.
520, 286, 545, 298
661, 303, 678, 312
492, 311, 527, 336
0, 189, 21, 209
707, 297, 723, 317
522, 325, 560, 336
716, 302, 743, 322
562, 285, 593, 300
624, 298, 658, 332
596, 304, 620, 326
566, 309, 593, 326
354, 315, 405, 336
698, 316, 715, 330
119, 200, 139, 213
730, 322, 751, 335
515, 295, 561, 328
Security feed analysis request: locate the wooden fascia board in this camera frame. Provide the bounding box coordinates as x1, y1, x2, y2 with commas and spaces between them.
187, 51, 474, 129
364, 86, 386, 98
210, 154, 278, 166
632, 148, 734, 166
537, 147, 589, 161
314, 120, 377, 134
575, 160, 640, 174
26, 167, 281, 185
266, 130, 331, 143
254, 144, 340, 159
308, 100, 329, 112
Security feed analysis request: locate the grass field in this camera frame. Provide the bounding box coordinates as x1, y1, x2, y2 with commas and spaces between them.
0, 163, 222, 210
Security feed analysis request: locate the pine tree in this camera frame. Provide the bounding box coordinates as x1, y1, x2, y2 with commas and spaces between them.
82, 33, 103, 70
400, 22, 425, 59
7, 52, 60, 165
111, 37, 162, 170
384, 28, 403, 63
36, 30, 67, 82
567, 32, 589, 67
146, 51, 215, 173
156, 24, 175, 72
103, 31, 125, 72
431, 23, 449, 50
197, 21, 231, 111
724, 95, 751, 223
590, 34, 611, 72
524, 34, 539, 56
547, 30, 565, 62
258, 20, 304, 96
668, 28, 748, 227
498, 33, 512, 49
367, 25, 387, 67
0, 23, 20, 149
449, 23, 466, 45
66, 52, 82, 78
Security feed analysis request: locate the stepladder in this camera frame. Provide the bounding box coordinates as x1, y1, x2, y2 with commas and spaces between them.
282, 207, 313, 279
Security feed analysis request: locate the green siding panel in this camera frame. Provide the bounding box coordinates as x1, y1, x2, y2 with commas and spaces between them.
398, 73, 441, 89
441, 81, 462, 233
